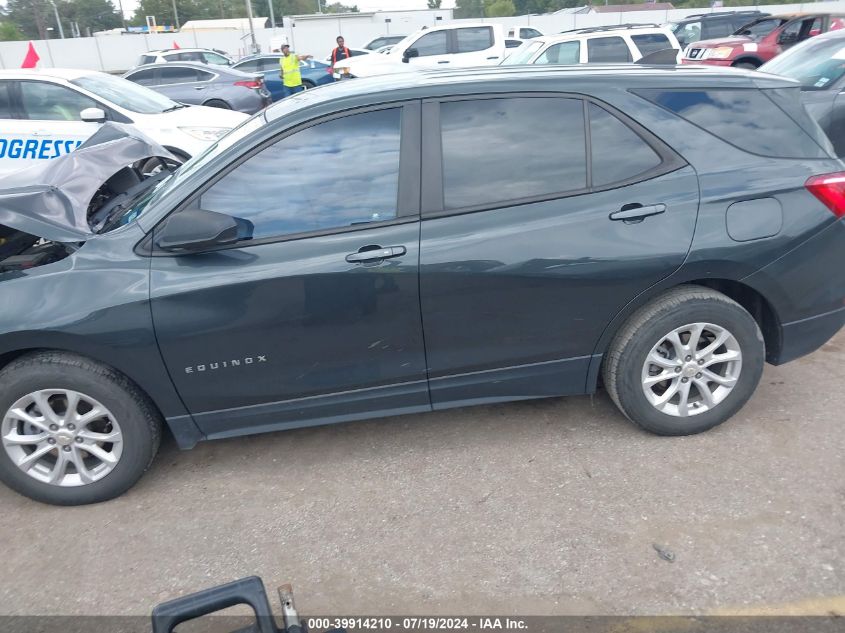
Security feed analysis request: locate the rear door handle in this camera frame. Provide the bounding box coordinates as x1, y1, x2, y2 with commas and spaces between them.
609, 204, 666, 222
437, 61, 450, 64
486, 56, 500, 60
345, 245, 406, 263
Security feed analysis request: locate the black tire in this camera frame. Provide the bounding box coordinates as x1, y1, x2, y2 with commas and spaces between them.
203, 99, 232, 109
602, 285, 765, 436
732, 61, 759, 70
0, 352, 161, 505
302, 80, 315, 90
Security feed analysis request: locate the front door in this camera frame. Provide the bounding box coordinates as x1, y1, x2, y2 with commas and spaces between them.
150, 103, 429, 438
418, 95, 700, 407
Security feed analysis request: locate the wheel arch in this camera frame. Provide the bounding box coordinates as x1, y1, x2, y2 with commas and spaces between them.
587, 277, 783, 392
731, 56, 763, 68
0, 342, 203, 449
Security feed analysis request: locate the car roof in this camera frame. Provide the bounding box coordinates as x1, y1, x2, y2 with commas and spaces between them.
543, 25, 669, 42
0, 68, 103, 81
264, 64, 798, 123
126, 62, 248, 76
146, 48, 219, 54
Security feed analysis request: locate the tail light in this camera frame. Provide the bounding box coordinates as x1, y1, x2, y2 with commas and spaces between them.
805, 172, 845, 218
234, 79, 262, 89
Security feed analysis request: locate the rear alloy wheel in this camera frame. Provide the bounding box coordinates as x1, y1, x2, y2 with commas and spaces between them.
641, 323, 742, 418
204, 99, 232, 109
603, 286, 765, 435
0, 352, 161, 505
302, 80, 315, 90
733, 62, 758, 70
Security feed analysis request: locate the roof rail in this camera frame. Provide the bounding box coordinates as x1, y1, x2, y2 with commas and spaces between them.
685, 10, 764, 18
559, 23, 661, 35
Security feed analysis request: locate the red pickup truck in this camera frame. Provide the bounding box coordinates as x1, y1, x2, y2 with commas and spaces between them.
681, 13, 845, 68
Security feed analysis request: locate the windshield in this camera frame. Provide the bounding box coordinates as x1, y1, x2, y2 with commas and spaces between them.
71, 73, 181, 114
501, 40, 545, 65
762, 35, 845, 89
733, 18, 786, 42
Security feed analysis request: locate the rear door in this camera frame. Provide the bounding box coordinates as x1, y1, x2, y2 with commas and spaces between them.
155, 66, 204, 104
452, 26, 502, 65
418, 95, 699, 407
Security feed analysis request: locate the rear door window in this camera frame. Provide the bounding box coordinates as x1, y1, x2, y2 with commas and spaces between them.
455, 27, 494, 53
159, 67, 200, 84
631, 33, 673, 55
587, 37, 632, 63
701, 18, 733, 40
635, 88, 831, 158
439, 97, 587, 209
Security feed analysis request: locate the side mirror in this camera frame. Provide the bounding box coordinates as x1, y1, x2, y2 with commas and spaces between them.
155, 208, 242, 253
403, 48, 419, 63
80, 107, 107, 123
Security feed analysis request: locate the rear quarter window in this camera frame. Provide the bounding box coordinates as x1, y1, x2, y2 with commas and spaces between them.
634, 88, 832, 159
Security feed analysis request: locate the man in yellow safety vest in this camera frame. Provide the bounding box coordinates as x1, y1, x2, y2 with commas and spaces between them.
279, 44, 313, 98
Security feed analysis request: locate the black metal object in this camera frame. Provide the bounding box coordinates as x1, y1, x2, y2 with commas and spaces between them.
151, 576, 320, 633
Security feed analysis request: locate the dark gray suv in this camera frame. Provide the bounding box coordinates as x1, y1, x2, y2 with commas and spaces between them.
0, 66, 844, 505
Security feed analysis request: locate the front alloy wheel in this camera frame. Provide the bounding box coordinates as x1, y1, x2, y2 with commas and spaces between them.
2, 389, 123, 486
642, 323, 742, 417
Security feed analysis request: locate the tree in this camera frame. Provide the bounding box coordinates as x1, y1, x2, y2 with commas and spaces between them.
427, 0, 442, 7
454, 0, 483, 18
0, 21, 24, 40
323, 2, 358, 12
5, 0, 54, 39
485, 0, 515, 16
57, 0, 121, 35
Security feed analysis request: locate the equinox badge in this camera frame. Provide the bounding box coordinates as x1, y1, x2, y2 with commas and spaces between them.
184, 355, 268, 374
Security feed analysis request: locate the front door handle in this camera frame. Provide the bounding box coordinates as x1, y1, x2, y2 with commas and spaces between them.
609, 203, 666, 222
437, 60, 450, 64
486, 56, 500, 60
345, 245, 406, 263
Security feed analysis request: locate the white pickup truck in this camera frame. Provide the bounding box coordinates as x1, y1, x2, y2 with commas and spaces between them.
332, 23, 507, 79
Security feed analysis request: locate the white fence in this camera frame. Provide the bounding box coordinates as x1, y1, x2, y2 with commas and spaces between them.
2, 1, 845, 73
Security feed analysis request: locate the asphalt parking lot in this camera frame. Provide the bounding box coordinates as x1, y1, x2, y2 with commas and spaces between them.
0, 331, 842, 618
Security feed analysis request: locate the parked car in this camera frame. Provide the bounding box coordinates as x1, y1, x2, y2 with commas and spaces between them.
123, 63, 271, 114
507, 25, 543, 40
362, 35, 407, 51
761, 28, 845, 157
502, 24, 681, 65
682, 13, 845, 69
1, 65, 843, 505
0, 68, 247, 174
137, 48, 234, 67
668, 10, 768, 49
231, 55, 334, 100
330, 23, 508, 78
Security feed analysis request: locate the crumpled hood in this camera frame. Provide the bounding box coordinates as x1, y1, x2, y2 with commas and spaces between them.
0, 122, 175, 242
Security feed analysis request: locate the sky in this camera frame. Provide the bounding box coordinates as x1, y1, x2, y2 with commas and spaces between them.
119, 0, 457, 19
